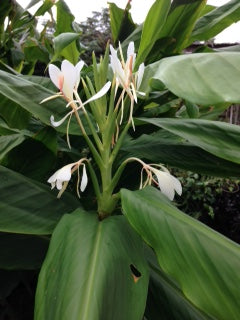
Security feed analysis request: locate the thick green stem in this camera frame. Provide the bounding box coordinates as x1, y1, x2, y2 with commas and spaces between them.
73, 107, 103, 168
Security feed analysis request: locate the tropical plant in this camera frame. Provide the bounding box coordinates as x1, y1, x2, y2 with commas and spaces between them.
1, 0, 240, 319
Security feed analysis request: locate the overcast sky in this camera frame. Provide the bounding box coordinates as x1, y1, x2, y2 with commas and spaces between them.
17, 0, 240, 43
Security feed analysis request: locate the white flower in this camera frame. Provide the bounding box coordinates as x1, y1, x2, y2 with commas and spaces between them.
49, 81, 111, 127
48, 162, 76, 190
151, 168, 182, 201
48, 60, 84, 101
48, 160, 88, 198
127, 157, 182, 201
110, 41, 145, 101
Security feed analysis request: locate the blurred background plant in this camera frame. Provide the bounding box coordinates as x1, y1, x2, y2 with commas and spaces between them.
175, 171, 240, 243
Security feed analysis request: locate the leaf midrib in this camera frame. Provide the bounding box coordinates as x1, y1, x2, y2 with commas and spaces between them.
80, 221, 103, 320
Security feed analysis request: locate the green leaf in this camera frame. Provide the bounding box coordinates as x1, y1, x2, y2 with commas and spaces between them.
52, 33, 80, 63
0, 94, 30, 129
146, 52, 240, 105
153, 0, 206, 55
0, 233, 49, 269
0, 166, 79, 235
190, 0, 240, 42
109, 2, 136, 44
33, 126, 57, 155
2, 138, 56, 181
24, 44, 49, 63
121, 131, 240, 177
138, 118, 240, 165
145, 248, 212, 320
185, 100, 199, 118
35, 209, 149, 320
54, 0, 80, 64
121, 187, 240, 320
136, 0, 171, 67
0, 134, 25, 161
34, 0, 54, 16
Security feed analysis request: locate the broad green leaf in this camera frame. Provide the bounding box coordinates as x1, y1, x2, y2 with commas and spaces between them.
24, 43, 49, 63
33, 126, 57, 155
121, 187, 240, 320
109, 2, 136, 44
0, 166, 79, 235
0, 233, 49, 269
121, 131, 240, 177
185, 100, 199, 118
54, 0, 80, 64
145, 52, 240, 105
34, 0, 54, 16
190, 0, 240, 42
145, 248, 212, 320
135, 0, 171, 67
52, 33, 80, 63
0, 134, 25, 161
138, 118, 240, 165
0, 119, 23, 135
0, 94, 30, 129
152, 0, 206, 55
35, 209, 149, 320
2, 138, 56, 181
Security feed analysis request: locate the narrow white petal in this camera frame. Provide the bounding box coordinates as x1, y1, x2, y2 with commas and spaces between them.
137, 63, 145, 89
127, 42, 135, 58
80, 165, 88, 192
49, 64, 61, 89
75, 60, 85, 87
50, 111, 73, 127
82, 81, 111, 106
110, 44, 117, 56
61, 60, 77, 99
75, 60, 84, 73
171, 176, 182, 196
40, 93, 62, 104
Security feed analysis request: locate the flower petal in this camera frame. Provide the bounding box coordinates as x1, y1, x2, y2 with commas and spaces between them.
137, 63, 145, 89
75, 60, 85, 88
50, 111, 73, 127
82, 81, 111, 106
127, 41, 135, 58
49, 64, 62, 89
61, 60, 77, 100
80, 164, 88, 192
171, 175, 182, 196
154, 170, 175, 201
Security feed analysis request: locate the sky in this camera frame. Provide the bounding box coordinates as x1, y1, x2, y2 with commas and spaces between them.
17, 0, 240, 43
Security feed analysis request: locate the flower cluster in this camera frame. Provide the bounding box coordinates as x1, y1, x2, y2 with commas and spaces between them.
43, 42, 182, 202
110, 42, 145, 128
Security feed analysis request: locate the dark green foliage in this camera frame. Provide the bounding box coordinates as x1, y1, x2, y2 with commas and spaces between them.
78, 8, 112, 64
